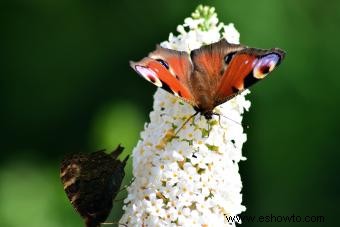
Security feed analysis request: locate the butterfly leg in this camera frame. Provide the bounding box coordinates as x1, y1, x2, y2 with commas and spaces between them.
213, 112, 227, 129
217, 113, 223, 128
208, 123, 211, 137
174, 111, 199, 137
202, 122, 211, 138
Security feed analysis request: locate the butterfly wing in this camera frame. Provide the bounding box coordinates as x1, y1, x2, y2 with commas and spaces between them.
130, 46, 196, 105
60, 145, 128, 227
190, 40, 245, 82
189, 40, 245, 112
215, 47, 286, 105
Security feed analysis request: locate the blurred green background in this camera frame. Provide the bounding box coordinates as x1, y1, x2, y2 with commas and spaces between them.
1, 0, 339, 226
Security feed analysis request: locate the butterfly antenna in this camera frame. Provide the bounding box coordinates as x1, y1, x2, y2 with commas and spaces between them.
113, 197, 126, 202
101, 222, 127, 227
116, 176, 135, 195
213, 113, 249, 129
174, 111, 199, 137
117, 185, 128, 194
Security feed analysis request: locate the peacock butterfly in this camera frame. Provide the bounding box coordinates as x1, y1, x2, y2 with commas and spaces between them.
130, 39, 285, 119
60, 145, 129, 227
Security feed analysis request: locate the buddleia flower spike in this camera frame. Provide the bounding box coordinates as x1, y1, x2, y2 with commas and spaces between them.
121, 5, 254, 227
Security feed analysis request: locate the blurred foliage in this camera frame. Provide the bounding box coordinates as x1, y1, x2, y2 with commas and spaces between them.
1, 0, 339, 226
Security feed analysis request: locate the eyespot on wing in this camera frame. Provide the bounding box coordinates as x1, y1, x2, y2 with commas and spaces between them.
131, 63, 163, 87
253, 52, 283, 79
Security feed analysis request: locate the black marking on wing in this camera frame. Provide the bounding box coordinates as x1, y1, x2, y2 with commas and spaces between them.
224, 52, 236, 64
156, 59, 169, 69
161, 80, 176, 95
244, 72, 260, 88
232, 86, 239, 93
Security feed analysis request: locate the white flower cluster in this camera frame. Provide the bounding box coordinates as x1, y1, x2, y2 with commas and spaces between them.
161, 5, 240, 52
121, 5, 250, 227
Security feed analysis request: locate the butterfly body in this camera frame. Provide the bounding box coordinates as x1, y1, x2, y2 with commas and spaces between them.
131, 39, 285, 119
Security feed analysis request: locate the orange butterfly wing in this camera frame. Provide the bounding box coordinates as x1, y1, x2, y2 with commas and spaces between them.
130, 46, 196, 105
215, 48, 285, 105
190, 40, 245, 81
